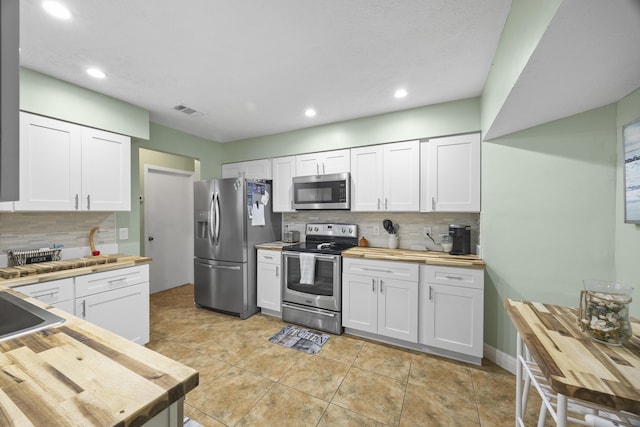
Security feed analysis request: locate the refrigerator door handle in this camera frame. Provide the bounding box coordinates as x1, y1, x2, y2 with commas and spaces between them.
208, 192, 215, 245
201, 264, 241, 271
213, 191, 221, 244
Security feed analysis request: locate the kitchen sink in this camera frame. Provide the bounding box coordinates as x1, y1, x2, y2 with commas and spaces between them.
0, 291, 66, 342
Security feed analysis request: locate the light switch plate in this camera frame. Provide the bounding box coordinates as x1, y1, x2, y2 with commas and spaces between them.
119, 228, 129, 240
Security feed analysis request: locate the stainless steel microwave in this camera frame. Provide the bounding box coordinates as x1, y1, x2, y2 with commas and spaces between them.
292, 173, 350, 210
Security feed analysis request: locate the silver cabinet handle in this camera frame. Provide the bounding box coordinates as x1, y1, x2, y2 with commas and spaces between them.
322, 163, 326, 174
290, 200, 293, 210
444, 275, 464, 280
362, 267, 392, 273
87, 194, 91, 210
82, 299, 86, 317
429, 285, 433, 301
377, 198, 381, 210
432, 197, 436, 211
372, 278, 375, 292
316, 163, 320, 175
380, 279, 384, 293
264, 255, 273, 259
75, 194, 79, 210
385, 198, 388, 210
275, 266, 279, 278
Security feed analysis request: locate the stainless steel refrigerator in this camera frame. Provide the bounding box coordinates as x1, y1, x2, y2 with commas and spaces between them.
194, 178, 281, 319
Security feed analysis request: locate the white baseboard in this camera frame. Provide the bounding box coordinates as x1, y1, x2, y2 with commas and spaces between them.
483, 343, 516, 375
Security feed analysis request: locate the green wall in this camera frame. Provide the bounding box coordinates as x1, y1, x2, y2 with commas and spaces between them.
481, 0, 561, 139
117, 122, 222, 255
20, 67, 149, 139
222, 98, 481, 162
481, 105, 619, 356
615, 88, 640, 287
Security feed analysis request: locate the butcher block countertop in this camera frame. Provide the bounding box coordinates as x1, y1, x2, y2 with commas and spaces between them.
0, 254, 152, 287
0, 289, 198, 426
342, 247, 486, 268
505, 299, 640, 414
255, 241, 295, 251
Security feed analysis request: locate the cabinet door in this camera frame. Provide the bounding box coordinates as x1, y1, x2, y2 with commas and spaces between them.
81, 127, 131, 211
78, 283, 150, 345
350, 145, 383, 211
383, 140, 420, 211
272, 156, 296, 212
342, 273, 377, 334
377, 278, 418, 342
222, 163, 244, 178
15, 112, 81, 211
322, 149, 350, 174
422, 133, 480, 212
257, 261, 281, 312
419, 282, 483, 357
295, 153, 322, 176
244, 159, 272, 179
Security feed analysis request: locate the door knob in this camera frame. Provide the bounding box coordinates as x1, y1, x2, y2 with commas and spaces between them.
148, 236, 154, 241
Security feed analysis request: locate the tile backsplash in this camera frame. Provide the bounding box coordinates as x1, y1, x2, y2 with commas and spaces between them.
0, 212, 116, 253
283, 211, 480, 252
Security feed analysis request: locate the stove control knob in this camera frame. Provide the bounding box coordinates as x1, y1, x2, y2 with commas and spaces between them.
308, 226, 313, 232
348, 228, 352, 234
314, 227, 319, 231
341, 227, 346, 233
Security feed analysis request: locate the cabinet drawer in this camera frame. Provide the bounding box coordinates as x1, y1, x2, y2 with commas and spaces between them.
343, 258, 419, 282
75, 266, 149, 297
16, 278, 74, 304
257, 249, 281, 265
421, 265, 483, 290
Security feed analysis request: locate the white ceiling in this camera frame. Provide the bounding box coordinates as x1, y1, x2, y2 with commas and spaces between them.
19, 0, 511, 143
19, 1, 640, 145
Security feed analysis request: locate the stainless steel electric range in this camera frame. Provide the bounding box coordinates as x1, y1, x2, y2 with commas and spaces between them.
281, 223, 358, 334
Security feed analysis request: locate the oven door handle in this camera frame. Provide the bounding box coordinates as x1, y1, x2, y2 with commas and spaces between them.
282, 252, 339, 262
282, 302, 337, 317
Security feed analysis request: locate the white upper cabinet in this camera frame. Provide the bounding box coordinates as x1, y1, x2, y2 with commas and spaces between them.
271, 155, 296, 212
81, 127, 131, 211
295, 149, 350, 176
14, 112, 131, 211
222, 159, 272, 180
421, 133, 480, 212
351, 140, 420, 212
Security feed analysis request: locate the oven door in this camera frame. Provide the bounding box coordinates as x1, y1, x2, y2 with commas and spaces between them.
282, 251, 341, 311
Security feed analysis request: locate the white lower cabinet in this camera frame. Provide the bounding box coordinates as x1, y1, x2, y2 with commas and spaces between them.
75, 265, 150, 344
343, 258, 418, 343
15, 278, 75, 315
256, 249, 282, 313
419, 265, 484, 359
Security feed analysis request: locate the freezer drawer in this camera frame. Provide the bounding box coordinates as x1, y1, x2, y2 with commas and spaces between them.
194, 258, 248, 316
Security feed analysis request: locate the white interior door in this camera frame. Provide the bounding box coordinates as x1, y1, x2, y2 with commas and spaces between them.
144, 166, 194, 293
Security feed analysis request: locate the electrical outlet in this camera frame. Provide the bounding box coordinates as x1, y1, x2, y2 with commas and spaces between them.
423, 226, 432, 237
373, 226, 380, 236
119, 228, 129, 240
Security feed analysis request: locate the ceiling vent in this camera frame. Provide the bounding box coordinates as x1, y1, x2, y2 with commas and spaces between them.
172, 104, 204, 118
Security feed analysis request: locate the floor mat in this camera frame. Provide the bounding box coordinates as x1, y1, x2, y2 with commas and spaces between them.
269, 325, 330, 354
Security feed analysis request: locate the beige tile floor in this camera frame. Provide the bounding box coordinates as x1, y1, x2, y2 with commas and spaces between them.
147, 284, 549, 427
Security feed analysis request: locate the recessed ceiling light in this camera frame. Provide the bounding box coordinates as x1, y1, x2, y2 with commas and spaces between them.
42, 1, 72, 20
86, 68, 106, 79
305, 108, 317, 118
394, 88, 408, 99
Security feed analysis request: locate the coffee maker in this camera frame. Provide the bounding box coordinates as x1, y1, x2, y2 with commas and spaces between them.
448, 224, 471, 255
